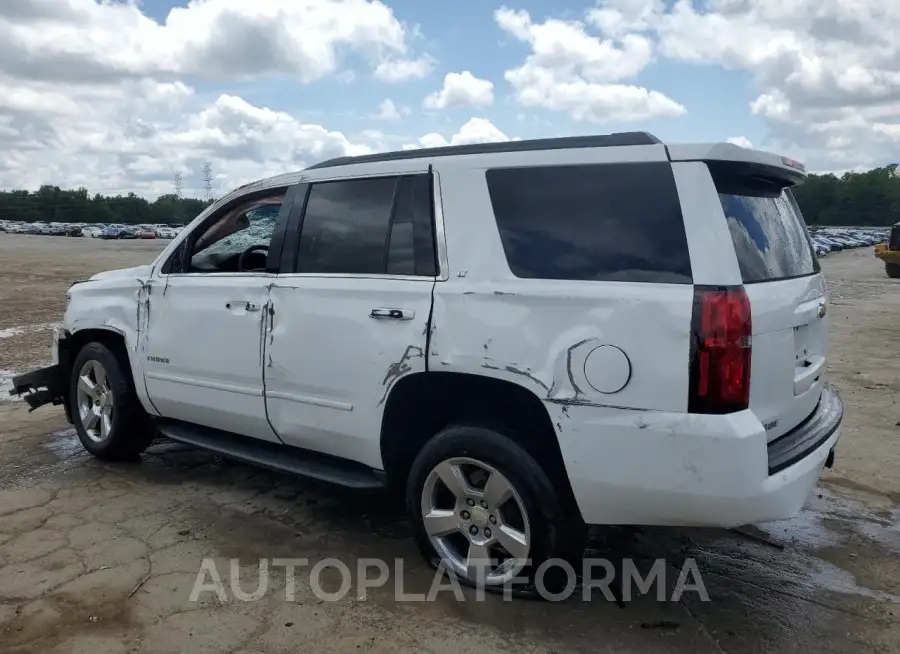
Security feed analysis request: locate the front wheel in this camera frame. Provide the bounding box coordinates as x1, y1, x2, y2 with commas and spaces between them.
69, 342, 155, 460
886, 262, 900, 278
407, 425, 585, 593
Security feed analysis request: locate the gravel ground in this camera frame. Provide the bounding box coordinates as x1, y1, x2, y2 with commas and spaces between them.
1, 234, 899, 654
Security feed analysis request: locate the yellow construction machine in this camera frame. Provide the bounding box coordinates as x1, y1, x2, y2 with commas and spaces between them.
874, 222, 900, 278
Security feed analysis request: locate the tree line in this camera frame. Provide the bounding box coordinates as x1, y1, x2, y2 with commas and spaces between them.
0, 186, 213, 226
1, 163, 899, 226
790, 164, 900, 227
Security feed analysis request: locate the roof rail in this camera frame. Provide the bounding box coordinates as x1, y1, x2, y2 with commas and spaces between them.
305, 132, 662, 170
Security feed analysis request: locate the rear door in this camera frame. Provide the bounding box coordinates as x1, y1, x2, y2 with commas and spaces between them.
711, 164, 826, 440
263, 171, 438, 469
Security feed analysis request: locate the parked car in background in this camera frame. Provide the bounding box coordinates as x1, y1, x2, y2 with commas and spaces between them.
99, 227, 122, 239
65, 225, 83, 237
138, 229, 156, 239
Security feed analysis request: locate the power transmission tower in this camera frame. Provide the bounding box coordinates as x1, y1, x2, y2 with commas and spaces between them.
201, 161, 213, 202
173, 171, 184, 223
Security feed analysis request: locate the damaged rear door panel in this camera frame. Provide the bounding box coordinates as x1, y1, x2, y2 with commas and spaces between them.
263, 170, 438, 470
265, 279, 433, 468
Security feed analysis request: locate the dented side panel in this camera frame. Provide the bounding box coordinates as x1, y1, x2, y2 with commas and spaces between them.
430, 282, 694, 412
140, 274, 281, 442
428, 163, 695, 414
264, 277, 434, 469
63, 266, 159, 416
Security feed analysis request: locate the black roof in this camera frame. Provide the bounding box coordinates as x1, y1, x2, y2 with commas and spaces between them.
305, 131, 662, 170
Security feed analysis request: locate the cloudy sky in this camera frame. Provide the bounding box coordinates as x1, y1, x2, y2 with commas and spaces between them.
1, 0, 898, 199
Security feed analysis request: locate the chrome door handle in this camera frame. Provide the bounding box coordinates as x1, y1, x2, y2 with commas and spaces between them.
370, 308, 414, 320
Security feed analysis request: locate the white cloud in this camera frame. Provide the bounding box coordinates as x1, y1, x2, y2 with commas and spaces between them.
591, 0, 900, 169
726, 136, 753, 149
374, 99, 402, 120
0, 0, 435, 197
494, 6, 686, 122
424, 71, 494, 109
373, 57, 434, 83
405, 118, 512, 149
0, 75, 373, 198
0, 0, 429, 84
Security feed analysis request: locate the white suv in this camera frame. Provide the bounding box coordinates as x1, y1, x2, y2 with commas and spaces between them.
11, 132, 843, 589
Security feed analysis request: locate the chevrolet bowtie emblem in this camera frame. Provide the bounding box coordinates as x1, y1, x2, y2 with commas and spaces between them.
818, 301, 827, 318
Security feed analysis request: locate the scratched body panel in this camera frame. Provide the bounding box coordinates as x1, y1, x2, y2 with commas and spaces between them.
429, 163, 702, 525
63, 264, 158, 416
139, 274, 281, 442
264, 276, 433, 469
428, 163, 694, 413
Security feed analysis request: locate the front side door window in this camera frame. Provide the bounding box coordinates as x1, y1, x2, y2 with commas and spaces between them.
190, 198, 283, 273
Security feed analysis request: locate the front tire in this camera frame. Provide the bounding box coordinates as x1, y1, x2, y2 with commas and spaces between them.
886, 263, 900, 278
69, 341, 154, 460
407, 425, 585, 594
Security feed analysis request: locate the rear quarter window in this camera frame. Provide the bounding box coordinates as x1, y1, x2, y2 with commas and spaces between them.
485, 162, 692, 284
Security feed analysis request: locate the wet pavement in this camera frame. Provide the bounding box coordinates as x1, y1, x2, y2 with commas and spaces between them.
0, 417, 898, 654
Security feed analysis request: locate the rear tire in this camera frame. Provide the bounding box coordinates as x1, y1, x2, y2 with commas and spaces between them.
886, 263, 900, 278
406, 424, 585, 595
69, 341, 155, 461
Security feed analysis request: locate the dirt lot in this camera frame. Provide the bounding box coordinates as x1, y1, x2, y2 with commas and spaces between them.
1, 234, 899, 654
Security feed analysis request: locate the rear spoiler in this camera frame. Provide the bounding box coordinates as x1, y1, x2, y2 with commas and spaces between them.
666, 143, 807, 187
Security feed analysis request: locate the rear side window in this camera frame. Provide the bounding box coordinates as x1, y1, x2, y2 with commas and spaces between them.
296, 177, 396, 274
712, 167, 819, 283
485, 163, 692, 283
295, 174, 437, 276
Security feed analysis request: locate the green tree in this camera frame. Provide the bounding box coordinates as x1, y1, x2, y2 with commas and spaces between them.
0, 187, 215, 225
792, 165, 900, 226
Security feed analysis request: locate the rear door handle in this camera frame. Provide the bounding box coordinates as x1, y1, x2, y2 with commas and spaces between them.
370, 308, 415, 320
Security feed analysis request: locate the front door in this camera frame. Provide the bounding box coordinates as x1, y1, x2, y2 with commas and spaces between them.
142, 275, 278, 441
142, 193, 290, 442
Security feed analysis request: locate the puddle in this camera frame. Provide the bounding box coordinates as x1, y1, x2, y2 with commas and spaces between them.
0, 322, 60, 339
44, 428, 82, 459
0, 369, 19, 403
756, 486, 900, 553
807, 556, 900, 603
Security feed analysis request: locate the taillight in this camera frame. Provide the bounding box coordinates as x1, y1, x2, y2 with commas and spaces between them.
688, 286, 751, 414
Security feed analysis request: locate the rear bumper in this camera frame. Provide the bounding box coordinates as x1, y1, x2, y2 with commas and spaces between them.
551, 383, 844, 527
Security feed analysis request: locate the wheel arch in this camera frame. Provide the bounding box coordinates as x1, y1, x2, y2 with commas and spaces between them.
379, 370, 580, 517
64, 327, 157, 416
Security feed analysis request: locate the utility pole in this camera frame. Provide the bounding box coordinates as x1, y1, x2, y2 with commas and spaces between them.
201, 161, 213, 202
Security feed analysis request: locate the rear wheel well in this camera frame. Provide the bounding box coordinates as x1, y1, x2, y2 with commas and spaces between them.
380, 371, 580, 516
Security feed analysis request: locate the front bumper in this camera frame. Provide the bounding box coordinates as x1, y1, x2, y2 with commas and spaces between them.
8, 328, 72, 419
551, 383, 844, 527
9, 364, 66, 412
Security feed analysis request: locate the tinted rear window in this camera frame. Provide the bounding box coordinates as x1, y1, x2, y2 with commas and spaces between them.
485, 162, 692, 283
713, 168, 819, 283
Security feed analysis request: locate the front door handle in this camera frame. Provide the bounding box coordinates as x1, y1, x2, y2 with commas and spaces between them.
225, 302, 261, 312
370, 308, 415, 320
